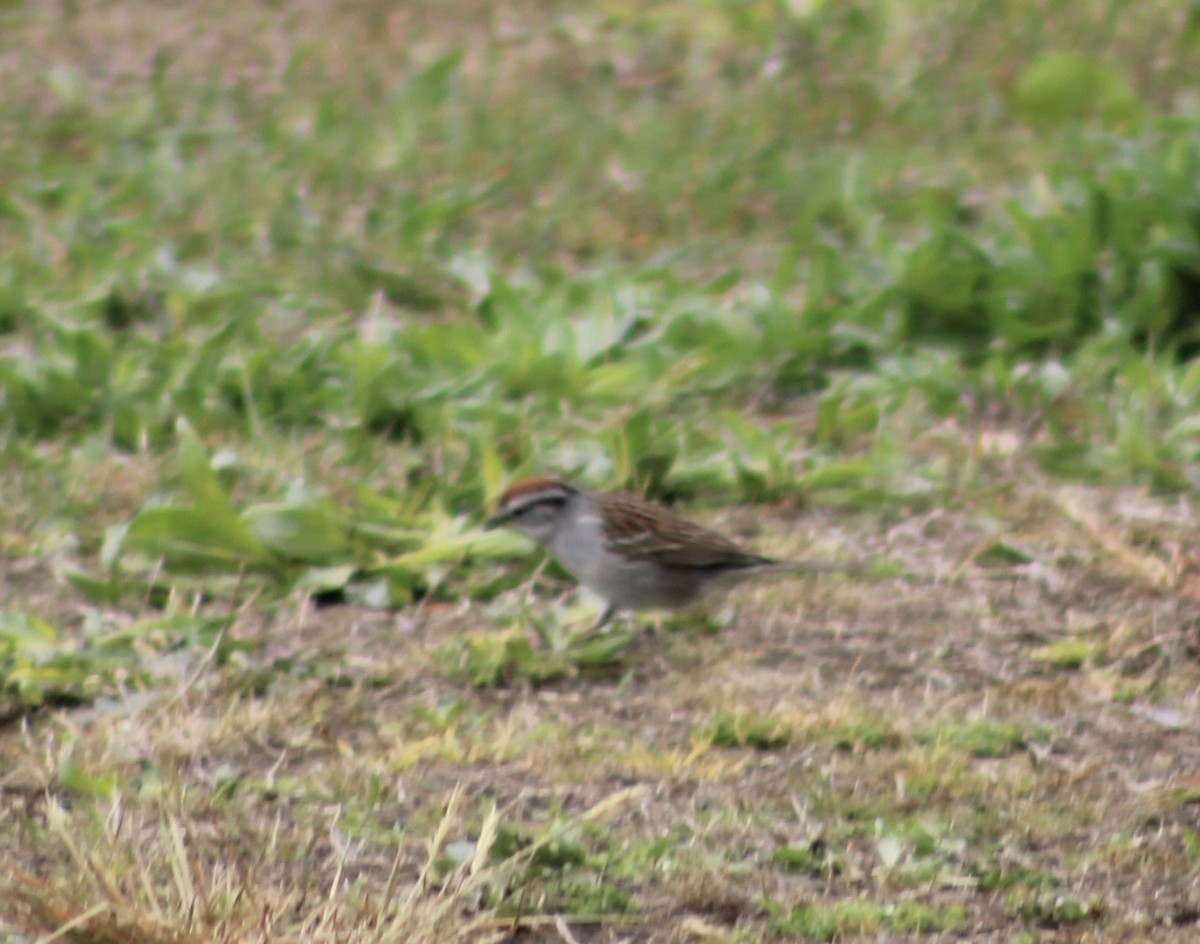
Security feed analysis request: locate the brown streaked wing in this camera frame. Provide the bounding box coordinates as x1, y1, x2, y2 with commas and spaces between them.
597, 493, 773, 570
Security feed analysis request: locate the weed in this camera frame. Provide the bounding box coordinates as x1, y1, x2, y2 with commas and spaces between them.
3, 2, 1200, 941
772, 899, 967, 940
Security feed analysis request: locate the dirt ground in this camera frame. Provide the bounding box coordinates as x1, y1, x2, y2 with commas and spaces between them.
3, 477, 1200, 942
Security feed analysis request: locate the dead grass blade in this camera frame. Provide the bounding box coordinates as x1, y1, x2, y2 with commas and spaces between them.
1054, 494, 1173, 589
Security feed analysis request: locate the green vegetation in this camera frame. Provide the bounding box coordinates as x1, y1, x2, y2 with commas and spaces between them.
702, 708, 793, 750
772, 899, 967, 940
3, 0, 1200, 941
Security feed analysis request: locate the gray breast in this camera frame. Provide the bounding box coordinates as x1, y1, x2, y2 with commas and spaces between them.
545, 500, 701, 610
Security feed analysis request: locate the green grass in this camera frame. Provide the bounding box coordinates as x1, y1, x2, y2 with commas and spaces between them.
3, 0, 1200, 941
773, 899, 968, 940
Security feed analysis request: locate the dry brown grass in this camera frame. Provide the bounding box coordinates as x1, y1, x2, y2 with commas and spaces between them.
4, 455, 1200, 942
4, 1, 1200, 941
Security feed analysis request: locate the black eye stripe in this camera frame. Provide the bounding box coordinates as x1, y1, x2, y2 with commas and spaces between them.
508, 496, 566, 518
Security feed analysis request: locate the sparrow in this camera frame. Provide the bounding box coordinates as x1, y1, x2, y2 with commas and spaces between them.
484, 474, 843, 628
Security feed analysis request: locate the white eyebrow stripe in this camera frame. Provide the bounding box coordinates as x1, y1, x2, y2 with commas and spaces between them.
505, 489, 571, 513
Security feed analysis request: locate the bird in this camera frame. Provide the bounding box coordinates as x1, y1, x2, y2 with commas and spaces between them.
484, 474, 849, 629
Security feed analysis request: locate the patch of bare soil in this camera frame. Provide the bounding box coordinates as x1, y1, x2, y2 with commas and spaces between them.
3, 481, 1200, 942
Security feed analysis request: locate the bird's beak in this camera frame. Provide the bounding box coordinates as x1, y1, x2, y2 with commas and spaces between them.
482, 512, 506, 531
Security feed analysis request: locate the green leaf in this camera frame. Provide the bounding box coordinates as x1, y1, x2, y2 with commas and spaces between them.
0, 610, 59, 659
583, 362, 647, 397
1029, 640, 1092, 668
100, 522, 130, 576
126, 507, 271, 568
175, 417, 240, 521
58, 753, 116, 797
381, 530, 531, 571
1013, 53, 1139, 126
242, 503, 351, 563
565, 628, 635, 669
63, 567, 123, 604
446, 630, 568, 688
974, 541, 1035, 568
351, 261, 455, 311
707, 710, 792, 750
296, 564, 358, 593
480, 440, 505, 505
796, 460, 873, 492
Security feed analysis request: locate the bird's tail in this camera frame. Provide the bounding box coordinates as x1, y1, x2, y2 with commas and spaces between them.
765, 558, 868, 576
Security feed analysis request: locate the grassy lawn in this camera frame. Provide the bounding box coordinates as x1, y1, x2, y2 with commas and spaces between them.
3, 1, 1200, 941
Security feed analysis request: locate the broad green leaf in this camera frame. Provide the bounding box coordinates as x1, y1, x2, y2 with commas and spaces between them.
1013, 53, 1139, 126
796, 460, 873, 491
175, 417, 241, 521
480, 441, 505, 506
814, 392, 843, 444
63, 567, 123, 604
382, 530, 531, 570
0, 610, 59, 658
126, 507, 271, 567
100, 522, 129, 576
242, 503, 351, 562
582, 362, 646, 399
351, 261, 453, 311
565, 628, 635, 669
296, 564, 358, 593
